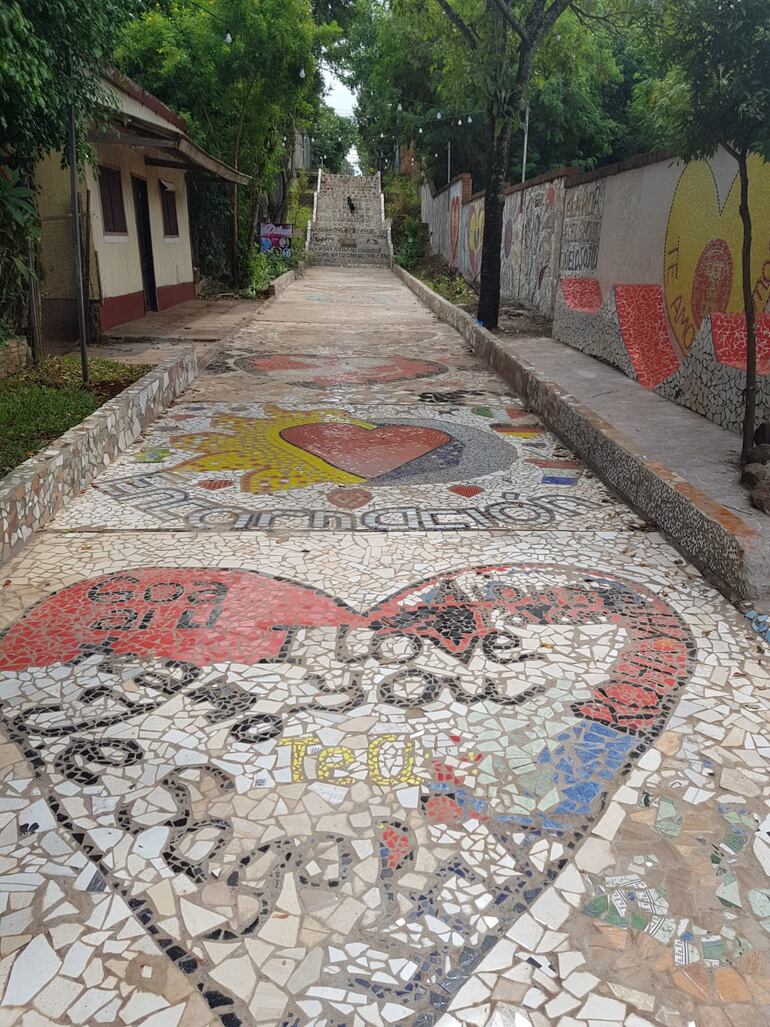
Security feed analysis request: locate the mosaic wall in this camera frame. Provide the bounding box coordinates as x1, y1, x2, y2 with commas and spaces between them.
422, 175, 566, 316
422, 149, 770, 434
554, 151, 770, 433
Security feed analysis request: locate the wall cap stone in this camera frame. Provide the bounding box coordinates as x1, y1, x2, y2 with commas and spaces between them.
564, 149, 678, 188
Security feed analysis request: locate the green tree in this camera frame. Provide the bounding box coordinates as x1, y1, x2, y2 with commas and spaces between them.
428, 0, 619, 329
0, 0, 140, 335
337, 1, 624, 322
311, 104, 358, 172
631, 0, 770, 460
116, 0, 327, 280
0, 0, 141, 166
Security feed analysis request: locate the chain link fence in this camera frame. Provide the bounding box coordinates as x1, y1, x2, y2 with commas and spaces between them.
32, 199, 99, 357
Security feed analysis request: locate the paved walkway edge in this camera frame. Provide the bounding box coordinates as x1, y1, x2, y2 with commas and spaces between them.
395, 264, 769, 606
0, 349, 198, 566
269, 262, 306, 298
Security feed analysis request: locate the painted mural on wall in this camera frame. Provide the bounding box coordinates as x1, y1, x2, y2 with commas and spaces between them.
664, 154, 770, 352
500, 194, 523, 299
450, 193, 461, 267
520, 180, 563, 314
467, 202, 484, 280
421, 149, 769, 435
560, 181, 604, 276
554, 151, 770, 435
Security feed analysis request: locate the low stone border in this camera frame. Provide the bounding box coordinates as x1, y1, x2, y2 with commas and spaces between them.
269, 262, 306, 298
0, 336, 30, 379
395, 264, 770, 606
0, 349, 197, 565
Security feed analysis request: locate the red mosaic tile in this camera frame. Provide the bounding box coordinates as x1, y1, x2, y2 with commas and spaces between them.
711, 311, 770, 376
561, 277, 603, 313
199, 479, 233, 491
614, 284, 680, 388
528, 459, 583, 470
448, 485, 484, 498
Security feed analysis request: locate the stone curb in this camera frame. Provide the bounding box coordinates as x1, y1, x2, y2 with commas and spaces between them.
269, 262, 307, 298
394, 263, 770, 606
0, 349, 198, 566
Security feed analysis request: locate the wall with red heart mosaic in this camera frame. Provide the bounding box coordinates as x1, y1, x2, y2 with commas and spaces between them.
422, 147, 770, 435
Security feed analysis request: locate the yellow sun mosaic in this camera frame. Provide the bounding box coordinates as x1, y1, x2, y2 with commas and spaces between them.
169, 407, 370, 494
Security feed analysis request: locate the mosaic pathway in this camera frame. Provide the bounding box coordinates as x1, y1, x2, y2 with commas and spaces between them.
1, 268, 769, 1027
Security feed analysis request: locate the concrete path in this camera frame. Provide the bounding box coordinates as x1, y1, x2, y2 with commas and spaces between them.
1, 268, 769, 1027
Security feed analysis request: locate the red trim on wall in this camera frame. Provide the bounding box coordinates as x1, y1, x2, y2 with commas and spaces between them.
156, 281, 196, 311
99, 291, 145, 331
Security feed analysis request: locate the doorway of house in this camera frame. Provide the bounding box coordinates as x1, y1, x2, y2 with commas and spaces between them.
132, 176, 158, 313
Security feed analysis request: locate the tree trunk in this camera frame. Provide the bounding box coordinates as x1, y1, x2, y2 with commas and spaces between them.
477, 112, 511, 329
738, 150, 757, 461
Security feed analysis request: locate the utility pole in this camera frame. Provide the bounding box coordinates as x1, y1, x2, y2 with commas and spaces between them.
447, 139, 452, 185
67, 101, 89, 385
521, 102, 530, 184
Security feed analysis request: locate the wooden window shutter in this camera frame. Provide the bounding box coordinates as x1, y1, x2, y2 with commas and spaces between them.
98, 165, 127, 234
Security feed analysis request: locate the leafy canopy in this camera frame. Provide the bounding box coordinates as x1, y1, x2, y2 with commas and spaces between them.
311, 104, 358, 173
115, 0, 331, 186
335, 0, 628, 183
630, 0, 770, 160
0, 0, 142, 165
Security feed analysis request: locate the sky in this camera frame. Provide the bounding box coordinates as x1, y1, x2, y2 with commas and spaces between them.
323, 65, 361, 174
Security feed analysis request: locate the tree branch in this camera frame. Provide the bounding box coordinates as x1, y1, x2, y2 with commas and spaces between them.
542, 0, 576, 34
489, 0, 529, 41
571, 2, 615, 27
434, 0, 478, 50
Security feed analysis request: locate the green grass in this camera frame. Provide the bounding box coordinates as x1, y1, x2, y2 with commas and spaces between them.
0, 354, 150, 476
417, 271, 476, 306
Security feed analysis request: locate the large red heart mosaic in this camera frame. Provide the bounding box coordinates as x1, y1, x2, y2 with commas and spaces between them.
280, 422, 450, 478
0, 565, 692, 733
0, 565, 694, 1027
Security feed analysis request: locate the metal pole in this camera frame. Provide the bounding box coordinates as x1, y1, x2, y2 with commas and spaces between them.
521, 102, 530, 184
27, 236, 43, 364
67, 102, 89, 385
447, 139, 452, 185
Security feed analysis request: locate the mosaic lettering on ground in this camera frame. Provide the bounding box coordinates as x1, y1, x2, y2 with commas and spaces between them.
0, 564, 695, 1026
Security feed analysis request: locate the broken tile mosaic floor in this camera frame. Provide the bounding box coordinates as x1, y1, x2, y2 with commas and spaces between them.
50, 402, 629, 532
0, 268, 768, 1027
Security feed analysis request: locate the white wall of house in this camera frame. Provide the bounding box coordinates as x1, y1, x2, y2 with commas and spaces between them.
87, 143, 194, 301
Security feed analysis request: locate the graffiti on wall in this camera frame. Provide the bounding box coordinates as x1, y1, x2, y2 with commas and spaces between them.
450, 193, 461, 267
561, 180, 605, 275
664, 155, 770, 351
467, 202, 484, 279
520, 182, 561, 313
501, 195, 523, 298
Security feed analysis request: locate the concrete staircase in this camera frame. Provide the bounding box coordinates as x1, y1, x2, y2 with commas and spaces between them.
307, 172, 393, 267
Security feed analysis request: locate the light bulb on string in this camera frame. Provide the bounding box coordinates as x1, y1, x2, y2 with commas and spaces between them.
299, 67, 306, 79
224, 31, 232, 44
397, 103, 403, 112
436, 112, 442, 120
468, 115, 472, 123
